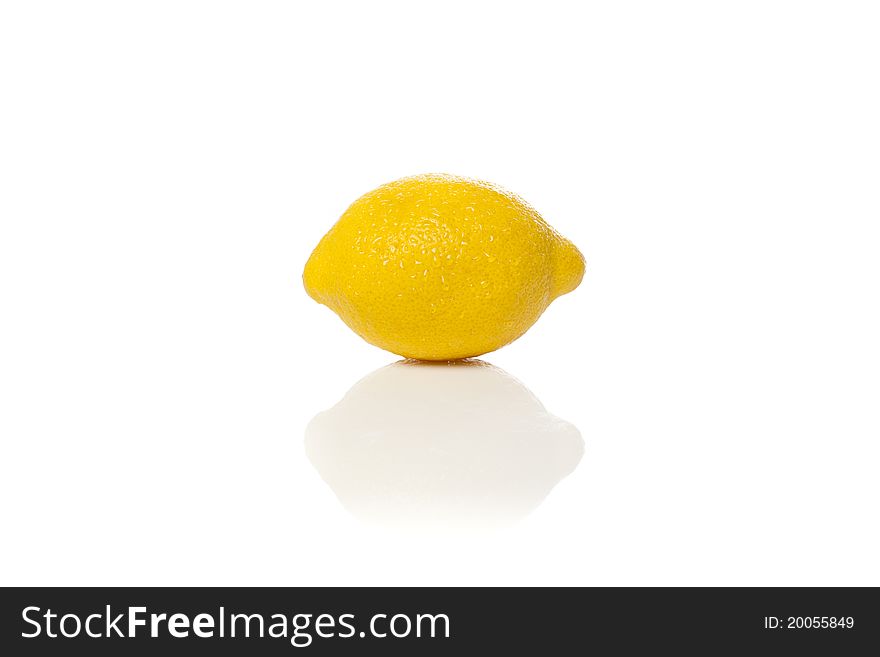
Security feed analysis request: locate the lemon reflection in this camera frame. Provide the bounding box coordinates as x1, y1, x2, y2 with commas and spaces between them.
305, 360, 583, 530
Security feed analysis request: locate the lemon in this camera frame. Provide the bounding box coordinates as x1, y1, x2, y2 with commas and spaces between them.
303, 174, 585, 360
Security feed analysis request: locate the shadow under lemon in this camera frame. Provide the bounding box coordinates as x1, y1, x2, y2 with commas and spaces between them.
305, 360, 584, 530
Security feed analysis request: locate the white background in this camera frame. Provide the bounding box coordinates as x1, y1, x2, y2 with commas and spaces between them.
2, 1, 878, 586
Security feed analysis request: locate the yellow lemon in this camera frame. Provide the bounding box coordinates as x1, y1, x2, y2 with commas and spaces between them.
303, 174, 585, 360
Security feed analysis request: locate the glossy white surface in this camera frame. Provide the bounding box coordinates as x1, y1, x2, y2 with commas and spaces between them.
1, 1, 878, 586
306, 361, 583, 530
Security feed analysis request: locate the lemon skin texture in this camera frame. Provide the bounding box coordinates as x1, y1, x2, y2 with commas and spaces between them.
303, 174, 585, 361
